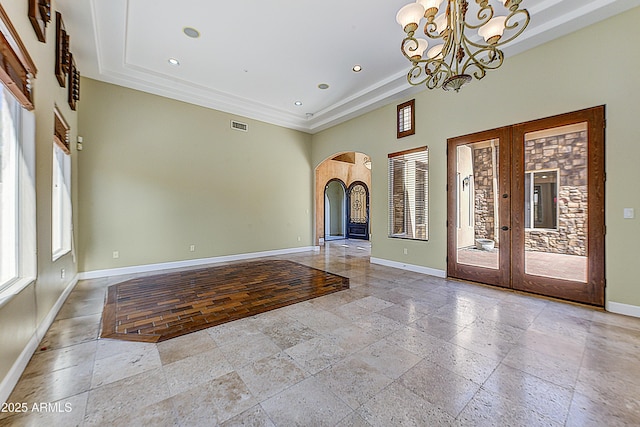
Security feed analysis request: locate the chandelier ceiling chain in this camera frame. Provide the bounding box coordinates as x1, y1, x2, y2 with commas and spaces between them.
396, 0, 530, 92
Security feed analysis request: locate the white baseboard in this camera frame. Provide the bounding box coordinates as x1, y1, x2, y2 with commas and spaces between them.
78, 246, 320, 280
606, 301, 640, 318
0, 275, 78, 404
370, 257, 446, 278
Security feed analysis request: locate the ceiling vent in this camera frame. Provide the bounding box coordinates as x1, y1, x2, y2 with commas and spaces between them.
231, 120, 248, 132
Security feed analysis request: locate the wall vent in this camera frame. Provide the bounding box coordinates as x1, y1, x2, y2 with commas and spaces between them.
231, 120, 248, 132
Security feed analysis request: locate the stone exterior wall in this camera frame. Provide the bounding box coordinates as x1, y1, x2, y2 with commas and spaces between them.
471, 130, 587, 256
473, 146, 498, 244
524, 130, 587, 256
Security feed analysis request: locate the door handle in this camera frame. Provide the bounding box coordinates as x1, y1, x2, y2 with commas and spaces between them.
501, 226, 509, 231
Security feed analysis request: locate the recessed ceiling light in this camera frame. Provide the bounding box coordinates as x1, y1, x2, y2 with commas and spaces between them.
294, 101, 303, 106
183, 27, 200, 38
168, 58, 180, 66
352, 65, 362, 72
318, 83, 329, 90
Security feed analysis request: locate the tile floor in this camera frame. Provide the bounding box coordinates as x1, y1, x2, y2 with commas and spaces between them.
2, 240, 640, 426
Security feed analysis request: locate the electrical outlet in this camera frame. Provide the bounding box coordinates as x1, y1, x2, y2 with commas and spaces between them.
190, 244, 196, 252
297, 236, 301, 242
60, 268, 65, 279
113, 251, 119, 259
403, 248, 408, 255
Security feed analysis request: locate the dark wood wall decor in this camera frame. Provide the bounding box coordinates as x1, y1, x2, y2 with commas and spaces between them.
54, 107, 70, 154
28, 0, 51, 43
55, 11, 70, 87
0, 5, 37, 110
68, 53, 79, 110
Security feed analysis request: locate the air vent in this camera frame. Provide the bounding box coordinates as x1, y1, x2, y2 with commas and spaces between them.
231, 120, 248, 132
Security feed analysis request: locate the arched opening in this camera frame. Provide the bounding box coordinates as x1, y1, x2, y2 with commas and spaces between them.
324, 179, 346, 241
315, 152, 372, 245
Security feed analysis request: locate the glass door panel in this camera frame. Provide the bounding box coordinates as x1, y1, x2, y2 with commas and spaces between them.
511, 106, 605, 306
455, 140, 500, 270
447, 128, 511, 288
523, 123, 588, 282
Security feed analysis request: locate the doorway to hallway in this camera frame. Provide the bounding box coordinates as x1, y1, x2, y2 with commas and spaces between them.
325, 179, 347, 241
315, 152, 372, 245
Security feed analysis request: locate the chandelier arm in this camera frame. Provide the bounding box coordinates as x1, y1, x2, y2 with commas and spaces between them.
401, 36, 421, 61
407, 58, 453, 90
464, 1, 494, 30
463, 9, 529, 51
497, 9, 530, 46
422, 21, 442, 39
406, 63, 430, 87
461, 46, 505, 80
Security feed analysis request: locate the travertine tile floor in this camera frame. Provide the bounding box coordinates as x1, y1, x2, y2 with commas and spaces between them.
2, 240, 640, 426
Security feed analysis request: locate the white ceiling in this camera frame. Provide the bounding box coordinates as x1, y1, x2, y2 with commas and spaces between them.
56, 0, 640, 133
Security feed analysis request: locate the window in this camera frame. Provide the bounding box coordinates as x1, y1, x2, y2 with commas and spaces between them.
0, 87, 36, 297
0, 4, 37, 301
397, 99, 415, 138
524, 169, 558, 229
388, 146, 429, 240
52, 108, 71, 260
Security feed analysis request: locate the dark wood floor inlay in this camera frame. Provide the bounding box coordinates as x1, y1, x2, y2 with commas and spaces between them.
99, 260, 349, 342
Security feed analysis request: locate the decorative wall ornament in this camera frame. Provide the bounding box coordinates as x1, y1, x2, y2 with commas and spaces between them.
55, 11, 70, 87
28, 0, 51, 43
54, 106, 70, 154
396, 0, 530, 92
68, 53, 79, 110
0, 4, 37, 110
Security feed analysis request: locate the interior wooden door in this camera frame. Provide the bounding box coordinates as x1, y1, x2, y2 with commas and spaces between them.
447, 106, 605, 306
511, 106, 605, 306
447, 127, 511, 288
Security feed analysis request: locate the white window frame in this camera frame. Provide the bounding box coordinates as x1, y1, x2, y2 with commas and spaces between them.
0, 87, 36, 303
52, 107, 72, 261
52, 142, 72, 260
388, 146, 429, 241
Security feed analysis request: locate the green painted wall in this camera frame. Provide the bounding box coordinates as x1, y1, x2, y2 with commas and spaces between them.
77, 79, 313, 272
312, 7, 640, 307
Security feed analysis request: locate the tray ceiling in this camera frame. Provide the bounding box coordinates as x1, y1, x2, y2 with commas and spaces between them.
56, 0, 640, 133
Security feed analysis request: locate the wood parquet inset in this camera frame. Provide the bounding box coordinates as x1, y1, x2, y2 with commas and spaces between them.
99, 260, 349, 342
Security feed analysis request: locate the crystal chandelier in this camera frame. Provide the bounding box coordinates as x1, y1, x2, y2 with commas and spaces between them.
396, 0, 530, 92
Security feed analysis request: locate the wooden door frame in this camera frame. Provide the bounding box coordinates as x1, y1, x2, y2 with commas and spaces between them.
447, 126, 511, 288
511, 106, 605, 306
447, 106, 605, 306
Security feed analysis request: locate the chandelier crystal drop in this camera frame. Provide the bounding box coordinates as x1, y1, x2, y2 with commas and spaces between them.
396, 0, 530, 92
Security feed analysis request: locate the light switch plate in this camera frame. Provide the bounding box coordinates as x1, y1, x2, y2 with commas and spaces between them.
623, 208, 635, 219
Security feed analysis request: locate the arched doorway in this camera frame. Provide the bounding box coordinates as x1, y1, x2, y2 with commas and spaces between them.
315, 152, 372, 245
346, 181, 369, 240
324, 179, 346, 241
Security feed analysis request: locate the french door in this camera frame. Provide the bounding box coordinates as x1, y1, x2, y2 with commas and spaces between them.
447, 107, 605, 306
